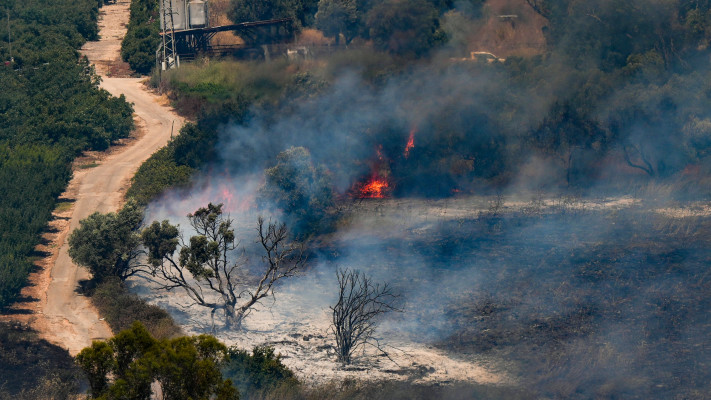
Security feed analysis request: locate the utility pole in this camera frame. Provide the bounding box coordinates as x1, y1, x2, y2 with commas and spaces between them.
7, 9, 12, 63
160, 0, 179, 70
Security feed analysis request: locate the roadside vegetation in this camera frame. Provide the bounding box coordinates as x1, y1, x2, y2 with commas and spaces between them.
0, 0, 134, 395
121, 0, 160, 74
0, 0, 133, 311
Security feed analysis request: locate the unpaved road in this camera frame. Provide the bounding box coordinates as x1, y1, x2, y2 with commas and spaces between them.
4, 0, 183, 355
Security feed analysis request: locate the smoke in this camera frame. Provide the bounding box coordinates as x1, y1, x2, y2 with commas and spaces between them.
134, 14, 711, 396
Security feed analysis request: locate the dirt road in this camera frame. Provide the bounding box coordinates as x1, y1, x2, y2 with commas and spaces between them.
11, 0, 184, 355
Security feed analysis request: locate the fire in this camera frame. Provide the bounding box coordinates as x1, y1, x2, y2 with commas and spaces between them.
359, 175, 390, 198
404, 128, 415, 158
220, 185, 235, 208
351, 144, 392, 199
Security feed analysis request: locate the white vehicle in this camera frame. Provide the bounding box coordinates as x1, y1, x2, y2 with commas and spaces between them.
470, 51, 506, 63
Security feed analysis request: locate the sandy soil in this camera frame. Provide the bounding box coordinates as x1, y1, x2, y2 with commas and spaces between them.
467, 0, 547, 58
0, 0, 184, 356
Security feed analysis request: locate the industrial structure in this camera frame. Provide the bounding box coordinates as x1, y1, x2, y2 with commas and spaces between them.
157, 0, 293, 70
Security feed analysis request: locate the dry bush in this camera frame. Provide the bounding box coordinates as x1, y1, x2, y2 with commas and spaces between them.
296, 29, 334, 46
91, 277, 182, 339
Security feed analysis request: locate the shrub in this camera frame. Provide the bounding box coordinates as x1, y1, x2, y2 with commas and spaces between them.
222, 346, 299, 399
91, 277, 182, 339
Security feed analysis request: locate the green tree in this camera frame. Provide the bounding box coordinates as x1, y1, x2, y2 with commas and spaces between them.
258, 146, 334, 236
76, 341, 114, 398
121, 0, 161, 74
229, 0, 301, 23
76, 322, 239, 400
315, 0, 359, 44
68, 200, 144, 282
366, 0, 442, 57
222, 346, 299, 397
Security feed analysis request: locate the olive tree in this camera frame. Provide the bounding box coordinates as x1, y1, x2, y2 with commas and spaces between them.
141, 203, 305, 329
331, 268, 401, 364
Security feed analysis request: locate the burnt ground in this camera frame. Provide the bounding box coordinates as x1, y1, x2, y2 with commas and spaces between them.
136, 193, 711, 394
0, 322, 84, 398
422, 208, 711, 399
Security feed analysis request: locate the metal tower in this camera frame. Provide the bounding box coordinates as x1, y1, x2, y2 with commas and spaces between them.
159, 0, 179, 70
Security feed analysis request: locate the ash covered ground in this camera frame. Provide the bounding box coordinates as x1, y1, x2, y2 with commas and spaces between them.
127, 189, 711, 397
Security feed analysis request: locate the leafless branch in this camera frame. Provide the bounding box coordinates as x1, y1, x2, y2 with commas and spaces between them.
330, 268, 402, 365
141, 203, 305, 329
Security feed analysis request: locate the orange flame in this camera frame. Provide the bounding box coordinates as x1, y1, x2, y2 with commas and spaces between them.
220, 185, 235, 208
359, 175, 390, 198
404, 128, 415, 158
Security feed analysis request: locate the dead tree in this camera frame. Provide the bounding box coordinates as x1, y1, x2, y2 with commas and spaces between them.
331, 269, 401, 365
623, 143, 655, 176
141, 203, 304, 329
525, 0, 550, 18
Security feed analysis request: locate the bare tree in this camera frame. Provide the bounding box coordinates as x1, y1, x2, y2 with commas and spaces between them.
141, 203, 304, 329
331, 269, 401, 365
525, 0, 550, 18
623, 143, 655, 177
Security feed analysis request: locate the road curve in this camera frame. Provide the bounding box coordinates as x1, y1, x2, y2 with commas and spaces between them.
39, 0, 184, 355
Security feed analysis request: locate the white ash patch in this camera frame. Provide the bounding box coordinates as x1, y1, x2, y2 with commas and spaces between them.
127, 271, 508, 385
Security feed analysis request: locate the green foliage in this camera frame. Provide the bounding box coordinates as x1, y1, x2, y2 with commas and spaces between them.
121, 0, 160, 74
91, 277, 182, 339
222, 346, 299, 399
366, 0, 443, 57
0, 145, 71, 309
68, 200, 144, 282
0, 0, 133, 309
127, 123, 216, 206
0, 58, 134, 152
0, 0, 99, 66
126, 145, 194, 206
229, 0, 303, 26
315, 0, 359, 44
258, 147, 335, 236
77, 322, 239, 400
129, 61, 320, 207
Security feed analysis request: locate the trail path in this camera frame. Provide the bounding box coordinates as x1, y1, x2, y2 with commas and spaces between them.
1, 0, 183, 355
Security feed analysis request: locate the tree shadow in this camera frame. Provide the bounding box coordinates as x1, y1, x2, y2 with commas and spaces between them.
76, 279, 98, 296
31, 248, 52, 259
3, 295, 40, 315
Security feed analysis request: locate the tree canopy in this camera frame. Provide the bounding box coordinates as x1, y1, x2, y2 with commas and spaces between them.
76, 322, 239, 399
258, 146, 335, 236
69, 200, 144, 282
0, 0, 133, 310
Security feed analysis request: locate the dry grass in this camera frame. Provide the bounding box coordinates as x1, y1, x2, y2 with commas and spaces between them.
467, 0, 547, 58
90, 278, 183, 340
